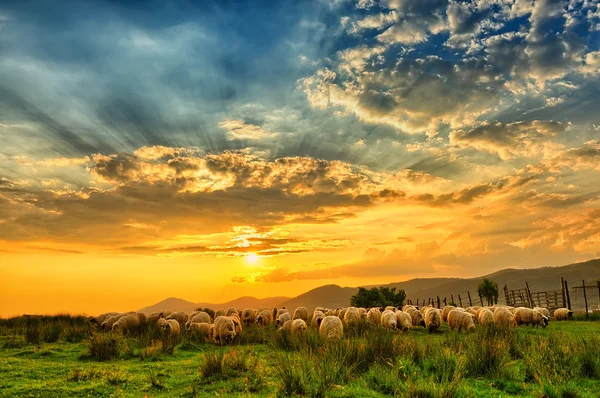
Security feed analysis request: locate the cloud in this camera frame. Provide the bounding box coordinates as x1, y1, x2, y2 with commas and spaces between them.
218, 120, 278, 140
449, 120, 568, 159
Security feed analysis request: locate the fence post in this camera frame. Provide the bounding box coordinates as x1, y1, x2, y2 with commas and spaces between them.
437, 296, 441, 308
525, 282, 534, 308
443, 297, 447, 306
561, 277, 567, 308
565, 280, 571, 310
468, 291, 473, 307
583, 280, 589, 319
458, 294, 463, 308
451, 294, 454, 305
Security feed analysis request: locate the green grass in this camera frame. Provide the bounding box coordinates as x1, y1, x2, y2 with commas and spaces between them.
0, 316, 599, 397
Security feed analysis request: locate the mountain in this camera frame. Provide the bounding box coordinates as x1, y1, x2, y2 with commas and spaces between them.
138, 296, 289, 315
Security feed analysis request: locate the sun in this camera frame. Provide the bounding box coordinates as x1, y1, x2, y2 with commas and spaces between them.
246, 253, 259, 265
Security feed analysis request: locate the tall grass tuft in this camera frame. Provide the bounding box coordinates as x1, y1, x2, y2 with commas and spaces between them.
84, 332, 122, 361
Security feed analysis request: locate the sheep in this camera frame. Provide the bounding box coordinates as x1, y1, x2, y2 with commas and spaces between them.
447, 309, 475, 332
478, 308, 495, 326
343, 307, 360, 326
319, 316, 343, 340
338, 308, 347, 321
111, 314, 140, 334
188, 322, 212, 340
214, 309, 226, 318
380, 310, 397, 330
256, 310, 273, 326
160, 319, 181, 337
402, 305, 416, 312
511, 307, 549, 328
226, 307, 238, 317
278, 319, 293, 333
166, 311, 188, 325
213, 316, 236, 343
441, 306, 456, 322
395, 311, 413, 331
241, 308, 256, 326
533, 307, 551, 318
311, 311, 325, 328
465, 307, 479, 317
493, 307, 512, 327
275, 307, 287, 319
424, 308, 442, 333
276, 312, 292, 328
186, 312, 212, 329
89, 312, 118, 326
229, 315, 243, 339
554, 307, 573, 321
291, 319, 307, 334
146, 312, 163, 326
357, 308, 367, 319
420, 305, 433, 316
406, 308, 425, 327
384, 306, 396, 312
101, 313, 129, 330
367, 308, 382, 325
293, 306, 309, 322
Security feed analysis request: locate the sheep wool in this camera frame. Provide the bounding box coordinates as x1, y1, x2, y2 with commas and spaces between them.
395, 311, 412, 331
213, 316, 236, 343
293, 306, 309, 322
241, 308, 256, 326
291, 319, 307, 334
161, 319, 181, 337
367, 308, 382, 325
511, 307, 548, 328
447, 309, 475, 332
344, 307, 360, 326
424, 308, 442, 333
319, 316, 344, 340
380, 310, 397, 329
477, 309, 495, 326
554, 308, 573, 321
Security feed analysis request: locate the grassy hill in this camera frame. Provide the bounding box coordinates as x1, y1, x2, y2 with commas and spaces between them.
138, 296, 289, 315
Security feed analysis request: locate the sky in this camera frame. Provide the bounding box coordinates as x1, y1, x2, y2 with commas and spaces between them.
1, 0, 600, 316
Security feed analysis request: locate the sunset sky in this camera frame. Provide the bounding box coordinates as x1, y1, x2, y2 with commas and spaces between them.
1, 0, 600, 316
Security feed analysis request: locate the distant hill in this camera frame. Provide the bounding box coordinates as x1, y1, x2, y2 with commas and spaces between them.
138, 296, 289, 315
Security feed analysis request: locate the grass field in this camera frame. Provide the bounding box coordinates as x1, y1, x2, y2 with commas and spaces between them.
0, 315, 599, 397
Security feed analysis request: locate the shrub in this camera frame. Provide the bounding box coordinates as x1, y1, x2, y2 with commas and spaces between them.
24, 316, 41, 345
84, 332, 122, 361
42, 323, 62, 343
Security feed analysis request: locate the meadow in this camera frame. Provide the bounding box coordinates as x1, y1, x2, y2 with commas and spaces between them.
0, 314, 599, 397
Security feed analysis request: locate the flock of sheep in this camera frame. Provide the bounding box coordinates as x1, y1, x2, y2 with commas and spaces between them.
89, 304, 575, 344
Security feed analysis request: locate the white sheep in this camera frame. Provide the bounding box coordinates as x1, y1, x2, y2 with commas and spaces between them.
319, 316, 343, 340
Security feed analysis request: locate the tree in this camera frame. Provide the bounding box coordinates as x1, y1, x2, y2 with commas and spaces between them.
478, 279, 499, 306
350, 287, 406, 308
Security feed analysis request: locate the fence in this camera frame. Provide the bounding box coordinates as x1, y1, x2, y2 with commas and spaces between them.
405, 277, 600, 317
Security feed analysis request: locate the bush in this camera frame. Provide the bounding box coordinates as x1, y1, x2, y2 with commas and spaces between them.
42, 323, 62, 343
24, 316, 41, 345
84, 332, 122, 361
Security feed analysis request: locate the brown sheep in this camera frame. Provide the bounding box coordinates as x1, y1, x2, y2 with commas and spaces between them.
406, 308, 425, 327
319, 316, 343, 340
276, 312, 292, 328
226, 307, 238, 317
367, 308, 382, 325
101, 313, 129, 330
166, 311, 188, 325
146, 312, 163, 326
214, 309, 226, 318
89, 312, 118, 326
111, 314, 140, 334
343, 307, 360, 326
424, 308, 442, 333
228, 315, 243, 339
533, 307, 551, 318
554, 307, 573, 321
293, 307, 309, 322
478, 308, 495, 326
357, 308, 367, 319
493, 307, 512, 327
395, 311, 412, 331
511, 307, 548, 328
188, 322, 212, 340
447, 309, 475, 332
311, 311, 325, 328
241, 308, 256, 326
278, 319, 293, 333
291, 319, 307, 334
161, 319, 181, 337
213, 316, 236, 343
186, 312, 211, 329
256, 310, 273, 326
441, 306, 456, 322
